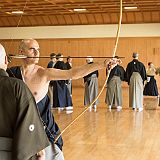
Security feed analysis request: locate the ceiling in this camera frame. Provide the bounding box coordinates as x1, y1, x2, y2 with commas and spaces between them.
0, 0, 160, 27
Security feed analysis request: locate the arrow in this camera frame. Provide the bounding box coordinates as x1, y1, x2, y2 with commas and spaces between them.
8, 54, 125, 59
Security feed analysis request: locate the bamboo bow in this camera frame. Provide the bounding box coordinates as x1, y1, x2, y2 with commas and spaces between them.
54, 0, 123, 143
6, 0, 123, 144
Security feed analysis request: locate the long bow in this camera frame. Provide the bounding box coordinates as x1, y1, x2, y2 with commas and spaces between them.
54, 0, 123, 143
6, 0, 123, 143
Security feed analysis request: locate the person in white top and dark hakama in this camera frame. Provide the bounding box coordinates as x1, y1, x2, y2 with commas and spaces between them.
83, 56, 99, 111
143, 62, 158, 96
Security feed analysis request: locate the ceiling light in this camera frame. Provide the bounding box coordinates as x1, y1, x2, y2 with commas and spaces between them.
124, 6, 137, 10
6, 12, 12, 15
11, 11, 24, 14
73, 8, 87, 12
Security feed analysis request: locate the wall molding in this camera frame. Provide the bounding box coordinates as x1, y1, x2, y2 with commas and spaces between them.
0, 23, 160, 39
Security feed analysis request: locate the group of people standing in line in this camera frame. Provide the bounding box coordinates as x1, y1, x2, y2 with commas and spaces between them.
47, 51, 159, 113
47, 53, 73, 113
0, 38, 117, 159
47, 54, 100, 112
85, 52, 159, 112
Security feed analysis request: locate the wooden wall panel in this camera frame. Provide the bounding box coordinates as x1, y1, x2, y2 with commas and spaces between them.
135, 12, 143, 23
1, 37, 160, 88
151, 11, 160, 22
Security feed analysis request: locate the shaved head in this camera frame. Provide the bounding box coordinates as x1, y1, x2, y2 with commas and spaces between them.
19, 39, 32, 51
19, 39, 38, 51
18, 39, 40, 65
0, 44, 6, 63
0, 44, 8, 70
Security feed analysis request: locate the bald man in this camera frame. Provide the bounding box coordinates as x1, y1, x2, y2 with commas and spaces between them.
126, 52, 147, 112
0, 44, 49, 159
7, 39, 115, 160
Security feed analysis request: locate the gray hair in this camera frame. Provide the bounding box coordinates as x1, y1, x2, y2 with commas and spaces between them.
132, 52, 139, 58
19, 39, 33, 51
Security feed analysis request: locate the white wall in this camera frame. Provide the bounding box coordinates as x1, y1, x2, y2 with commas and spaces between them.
0, 23, 160, 39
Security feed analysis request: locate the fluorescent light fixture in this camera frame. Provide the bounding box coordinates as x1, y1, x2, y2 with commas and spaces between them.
124, 6, 137, 10
73, 8, 86, 12
6, 12, 12, 15
11, 10, 24, 14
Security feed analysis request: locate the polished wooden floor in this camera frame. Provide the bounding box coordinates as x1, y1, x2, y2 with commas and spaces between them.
52, 87, 160, 160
